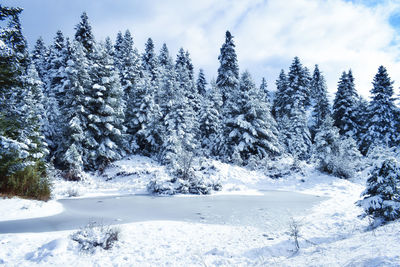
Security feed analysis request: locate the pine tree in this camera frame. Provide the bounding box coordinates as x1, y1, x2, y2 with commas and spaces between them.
216, 31, 239, 108
196, 69, 207, 96
357, 158, 400, 225
113, 31, 124, 73
142, 38, 158, 82
221, 71, 281, 165
278, 57, 312, 160
361, 66, 399, 153
157, 43, 176, 120
119, 30, 141, 101
44, 31, 69, 154
355, 96, 370, 154
85, 43, 126, 170
333, 70, 359, 138
198, 76, 221, 155
74, 12, 95, 55
259, 77, 269, 104
32, 37, 49, 81
272, 69, 288, 119
0, 6, 49, 199
57, 42, 91, 176
310, 65, 331, 141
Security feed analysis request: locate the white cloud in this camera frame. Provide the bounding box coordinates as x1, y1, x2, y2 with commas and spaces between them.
87, 0, 400, 98
11, 0, 400, 98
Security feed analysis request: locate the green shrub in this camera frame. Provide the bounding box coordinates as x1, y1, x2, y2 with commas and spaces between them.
0, 162, 51, 201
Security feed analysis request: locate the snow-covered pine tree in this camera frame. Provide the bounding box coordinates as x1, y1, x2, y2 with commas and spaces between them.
196, 69, 207, 97
361, 66, 399, 154
32, 37, 49, 81
198, 76, 221, 156
44, 30, 69, 155
113, 31, 124, 72
119, 30, 141, 103
357, 158, 400, 225
85, 43, 126, 170
216, 31, 240, 110
74, 12, 95, 55
310, 65, 331, 141
142, 38, 158, 82
354, 96, 369, 154
333, 70, 359, 138
173, 48, 198, 151
221, 71, 281, 165
157, 43, 176, 121
279, 57, 312, 160
272, 69, 288, 119
56, 41, 91, 177
0, 6, 49, 199
259, 77, 269, 104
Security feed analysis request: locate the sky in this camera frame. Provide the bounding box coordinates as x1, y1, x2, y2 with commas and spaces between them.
2, 0, 400, 99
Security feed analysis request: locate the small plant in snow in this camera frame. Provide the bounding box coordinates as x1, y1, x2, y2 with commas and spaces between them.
71, 221, 120, 252
288, 217, 301, 252
357, 157, 400, 227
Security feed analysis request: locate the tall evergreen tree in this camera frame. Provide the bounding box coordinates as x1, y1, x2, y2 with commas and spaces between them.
57, 42, 91, 175
196, 69, 207, 96
32, 37, 49, 81
216, 31, 239, 108
74, 12, 95, 55
279, 57, 312, 160
85, 43, 126, 169
259, 77, 269, 104
113, 31, 124, 73
333, 70, 358, 138
272, 69, 288, 119
157, 43, 176, 120
361, 66, 399, 153
221, 71, 281, 164
310, 65, 331, 141
142, 38, 158, 82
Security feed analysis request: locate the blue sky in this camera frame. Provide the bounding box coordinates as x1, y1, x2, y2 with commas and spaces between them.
2, 0, 400, 98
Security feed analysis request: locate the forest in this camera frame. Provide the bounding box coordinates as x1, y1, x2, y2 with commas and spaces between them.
1, 5, 400, 226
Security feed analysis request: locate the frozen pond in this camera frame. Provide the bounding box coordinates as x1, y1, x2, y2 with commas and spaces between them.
0, 191, 325, 234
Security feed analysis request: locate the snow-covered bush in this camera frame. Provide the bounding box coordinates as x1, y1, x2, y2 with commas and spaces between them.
147, 157, 221, 195
71, 222, 120, 252
357, 158, 400, 226
314, 118, 361, 179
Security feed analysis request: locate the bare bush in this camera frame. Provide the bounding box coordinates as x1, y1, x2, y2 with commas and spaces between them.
71, 221, 120, 252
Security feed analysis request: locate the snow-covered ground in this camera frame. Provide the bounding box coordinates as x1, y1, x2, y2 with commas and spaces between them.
1, 155, 399, 266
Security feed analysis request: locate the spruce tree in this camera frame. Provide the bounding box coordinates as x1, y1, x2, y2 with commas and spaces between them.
216, 31, 239, 108
142, 38, 158, 82
221, 71, 281, 165
310, 65, 331, 141
57, 42, 91, 176
279, 57, 312, 160
74, 12, 95, 55
358, 158, 400, 225
196, 69, 207, 96
157, 43, 176, 120
333, 70, 359, 138
32, 37, 49, 81
361, 66, 399, 153
85, 43, 126, 169
259, 77, 269, 104
272, 69, 288, 119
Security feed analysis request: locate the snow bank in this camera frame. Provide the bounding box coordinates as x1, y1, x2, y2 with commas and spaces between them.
0, 198, 63, 222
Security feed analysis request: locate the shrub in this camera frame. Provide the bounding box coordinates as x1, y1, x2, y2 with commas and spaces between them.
357, 158, 400, 226
71, 221, 120, 252
0, 162, 51, 201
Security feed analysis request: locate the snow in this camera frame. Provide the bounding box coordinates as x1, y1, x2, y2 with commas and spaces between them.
1, 155, 399, 266
0, 198, 63, 222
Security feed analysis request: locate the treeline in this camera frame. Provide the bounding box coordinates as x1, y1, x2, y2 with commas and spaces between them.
1, 7, 399, 199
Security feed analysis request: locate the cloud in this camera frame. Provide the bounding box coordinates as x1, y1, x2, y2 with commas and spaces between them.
4, 0, 400, 98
